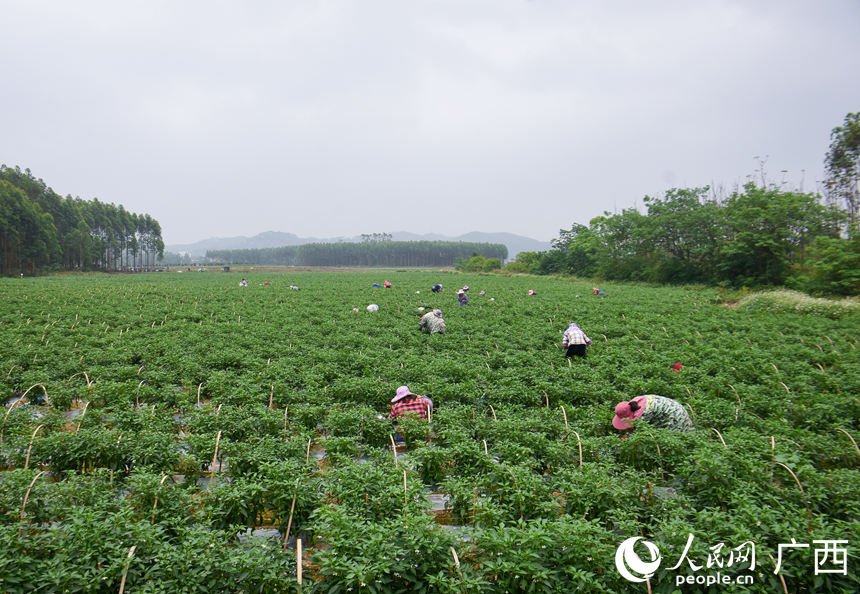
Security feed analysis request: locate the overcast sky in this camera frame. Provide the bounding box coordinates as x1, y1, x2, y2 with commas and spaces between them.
2, 1, 859, 245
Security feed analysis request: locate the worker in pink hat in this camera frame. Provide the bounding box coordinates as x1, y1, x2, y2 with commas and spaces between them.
612, 395, 694, 433
389, 386, 433, 420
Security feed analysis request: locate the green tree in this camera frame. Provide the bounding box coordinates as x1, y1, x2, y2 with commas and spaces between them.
719, 184, 832, 286
824, 112, 860, 231
791, 236, 860, 295
640, 187, 722, 283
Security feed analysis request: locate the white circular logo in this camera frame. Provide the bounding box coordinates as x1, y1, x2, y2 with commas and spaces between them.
615, 537, 662, 583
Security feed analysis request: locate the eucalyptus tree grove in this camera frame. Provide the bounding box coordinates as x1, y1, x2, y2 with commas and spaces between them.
0, 165, 164, 275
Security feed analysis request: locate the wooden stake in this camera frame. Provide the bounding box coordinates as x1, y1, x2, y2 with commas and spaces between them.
118, 545, 137, 594
75, 401, 90, 433
269, 385, 274, 409
197, 383, 203, 407
572, 431, 582, 468
389, 434, 398, 467
24, 424, 44, 470
20, 383, 50, 407
560, 406, 568, 431
489, 405, 497, 421
774, 462, 804, 493
450, 546, 463, 578
472, 487, 478, 531
282, 478, 300, 550
403, 470, 408, 506
305, 438, 312, 465
209, 431, 222, 488
482, 439, 488, 456
710, 428, 727, 448
836, 428, 860, 456
19, 470, 45, 526
297, 539, 303, 585
151, 474, 169, 523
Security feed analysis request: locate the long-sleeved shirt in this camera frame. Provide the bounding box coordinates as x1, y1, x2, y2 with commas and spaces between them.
389, 395, 433, 419
419, 311, 446, 334
640, 395, 694, 431
562, 324, 591, 347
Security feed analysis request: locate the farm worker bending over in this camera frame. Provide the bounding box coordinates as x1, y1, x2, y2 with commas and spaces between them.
239, 279, 248, 287
457, 289, 468, 306
419, 309, 446, 334
562, 323, 591, 358
384, 280, 391, 288
431, 284, 443, 293
389, 386, 433, 420
612, 395, 694, 433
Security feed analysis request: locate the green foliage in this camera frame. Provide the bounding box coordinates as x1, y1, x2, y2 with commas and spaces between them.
824, 111, 860, 227
0, 165, 164, 275
0, 272, 857, 592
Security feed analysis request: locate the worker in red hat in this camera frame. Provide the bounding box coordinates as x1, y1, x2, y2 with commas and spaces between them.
612, 395, 694, 433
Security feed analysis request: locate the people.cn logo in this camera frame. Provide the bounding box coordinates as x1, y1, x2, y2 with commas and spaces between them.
615, 537, 662, 582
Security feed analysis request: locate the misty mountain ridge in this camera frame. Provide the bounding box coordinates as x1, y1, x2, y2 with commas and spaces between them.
167, 231, 551, 260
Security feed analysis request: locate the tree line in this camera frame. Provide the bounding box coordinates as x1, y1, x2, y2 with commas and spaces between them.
207, 241, 508, 267
0, 165, 164, 275
511, 183, 857, 294
511, 112, 860, 295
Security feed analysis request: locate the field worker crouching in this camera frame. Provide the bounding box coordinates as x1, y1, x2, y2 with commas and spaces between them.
612, 395, 694, 433
419, 309, 446, 334
389, 386, 433, 420
431, 284, 443, 293
562, 322, 592, 358
457, 289, 468, 306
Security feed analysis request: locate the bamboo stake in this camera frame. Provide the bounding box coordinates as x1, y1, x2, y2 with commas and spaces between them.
774, 462, 804, 493
768, 554, 789, 594
403, 470, 408, 506
710, 428, 727, 448
472, 487, 478, 532
283, 406, 289, 436
572, 431, 583, 468
296, 538, 303, 585
75, 401, 90, 433
489, 405, 497, 421
69, 371, 93, 386
21, 383, 50, 407
118, 545, 136, 594
209, 431, 222, 488
215, 403, 223, 419
389, 434, 398, 467
482, 439, 489, 456
1, 398, 27, 446
306, 438, 312, 465
282, 478, 300, 550
151, 474, 169, 523
836, 428, 860, 456
560, 405, 569, 431
450, 546, 463, 578
268, 385, 274, 409
197, 383, 203, 407
24, 424, 44, 470
19, 470, 45, 527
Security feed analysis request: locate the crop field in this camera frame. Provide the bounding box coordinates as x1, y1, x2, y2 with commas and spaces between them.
1, 271, 858, 593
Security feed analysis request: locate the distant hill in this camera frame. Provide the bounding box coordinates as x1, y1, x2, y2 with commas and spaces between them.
167, 231, 551, 260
